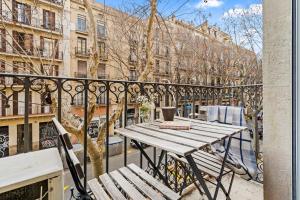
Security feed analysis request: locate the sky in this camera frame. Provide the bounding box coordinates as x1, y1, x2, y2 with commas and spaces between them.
97, 0, 262, 27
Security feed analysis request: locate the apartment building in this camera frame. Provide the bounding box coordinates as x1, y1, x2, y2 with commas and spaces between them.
68, 0, 259, 123
0, 0, 258, 157
0, 0, 65, 156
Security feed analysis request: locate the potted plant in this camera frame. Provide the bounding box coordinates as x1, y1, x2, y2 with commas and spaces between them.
136, 95, 155, 123
161, 80, 177, 121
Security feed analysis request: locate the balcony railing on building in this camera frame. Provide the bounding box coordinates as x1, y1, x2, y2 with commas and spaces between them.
74, 72, 87, 78
1, 11, 63, 33
98, 73, 109, 79
99, 52, 108, 61
42, 0, 64, 6
0, 43, 63, 60
75, 47, 90, 57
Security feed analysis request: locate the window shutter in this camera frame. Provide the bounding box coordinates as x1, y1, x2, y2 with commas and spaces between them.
1, 91, 6, 116
1, 29, 5, 51
24, 34, 33, 54
12, 0, 17, 22
51, 12, 55, 30
40, 36, 44, 56
25, 4, 31, 24
55, 39, 58, 59
43, 10, 46, 28
12, 31, 18, 52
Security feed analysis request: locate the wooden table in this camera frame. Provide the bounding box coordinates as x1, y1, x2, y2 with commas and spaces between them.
115, 117, 247, 200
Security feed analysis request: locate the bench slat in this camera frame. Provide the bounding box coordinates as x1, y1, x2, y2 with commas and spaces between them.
88, 179, 111, 200
110, 170, 146, 200
99, 173, 127, 200
192, 154, 230, 174
168, 153, 220, 178
119, 167, 165, 200
128, 164, 180, 200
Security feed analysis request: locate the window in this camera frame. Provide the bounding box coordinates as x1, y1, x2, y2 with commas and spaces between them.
97, 63, 106, 79
40, 37, 57, 58
98, 42, 106, 57
12, 31, 33, 55
13, 61, 32, 75
129, 46, 137, 63
77, 60, 87, 78
155, 60, 160, 73
13, 1, 31, 24
77, 15, 86, 32
77, 37, 87, 54
129, 70, 137, 81
0, 61, 4, 85
43, 10, 55, 30
41, 64, 59, 76
97, 22, 106, 38
165, 61, 170, 74
165, 46, 169, 57
155, 42, 159, 55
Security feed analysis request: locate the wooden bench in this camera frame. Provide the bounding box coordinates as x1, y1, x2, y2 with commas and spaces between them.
52, 118, 180, 200
88, 163, 180, 200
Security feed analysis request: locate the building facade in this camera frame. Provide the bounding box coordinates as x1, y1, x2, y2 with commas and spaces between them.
0, 0, 259, 157
0, 0, 66, 156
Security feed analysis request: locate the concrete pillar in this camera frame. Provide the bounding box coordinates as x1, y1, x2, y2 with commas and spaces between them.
263, 0, 292, 199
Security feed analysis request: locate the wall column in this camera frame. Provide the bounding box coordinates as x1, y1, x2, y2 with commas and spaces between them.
263, 0, 292, 199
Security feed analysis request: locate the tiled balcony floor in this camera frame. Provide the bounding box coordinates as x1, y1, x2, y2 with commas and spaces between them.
182, 175, 263, 200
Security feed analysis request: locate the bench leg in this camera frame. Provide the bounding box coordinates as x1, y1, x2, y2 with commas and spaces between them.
177, 159, 204, 196
213, 137, 232, 200
186, 154, 213, 200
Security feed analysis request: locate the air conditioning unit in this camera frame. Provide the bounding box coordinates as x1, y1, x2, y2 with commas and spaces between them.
0, 148, 64, 200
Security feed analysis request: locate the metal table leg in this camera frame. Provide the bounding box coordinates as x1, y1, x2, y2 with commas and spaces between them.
153, 150, 166, 177
186, 154, 213, 200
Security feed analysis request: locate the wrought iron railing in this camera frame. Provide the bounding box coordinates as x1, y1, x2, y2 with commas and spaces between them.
0, 73, 263, 191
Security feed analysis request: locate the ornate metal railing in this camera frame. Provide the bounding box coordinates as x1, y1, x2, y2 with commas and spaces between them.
0, 73, 263, 192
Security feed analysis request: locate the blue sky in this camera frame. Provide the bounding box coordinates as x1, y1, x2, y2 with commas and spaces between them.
97, 0, 262, 26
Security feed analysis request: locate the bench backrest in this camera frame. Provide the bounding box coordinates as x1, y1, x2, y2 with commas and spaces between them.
52, 118, 88, 197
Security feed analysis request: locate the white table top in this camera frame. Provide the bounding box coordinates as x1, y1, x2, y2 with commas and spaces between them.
0, 148, 63, 193
115, 117, 247, 156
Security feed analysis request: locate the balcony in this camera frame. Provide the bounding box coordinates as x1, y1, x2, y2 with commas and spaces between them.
0, 45, 63, 61
99, 52, 108, 61
40, 0, 64, 8
0, 11, 63, 34
97, 33, 107, 40
128, 75, 138, 81
74, 72, 87, 78
0, 73, 263, 200
98, 73, 109, 79
75, 47, 90, 57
